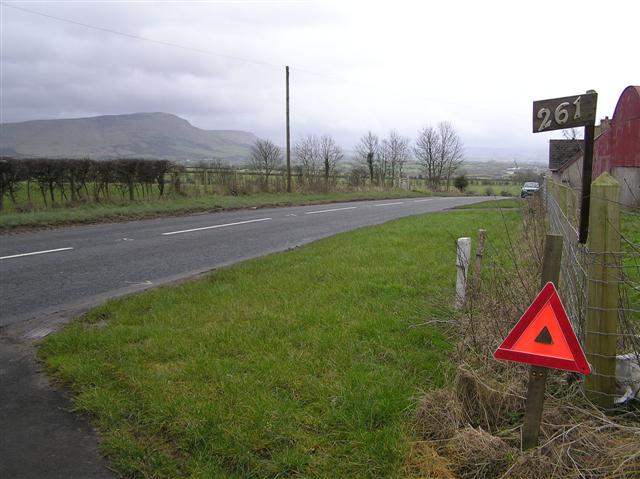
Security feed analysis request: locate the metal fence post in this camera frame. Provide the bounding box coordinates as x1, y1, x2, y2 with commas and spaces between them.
584, 172, 621, 409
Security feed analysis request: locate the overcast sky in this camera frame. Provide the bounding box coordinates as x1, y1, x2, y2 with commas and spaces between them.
1, 0, 638, 158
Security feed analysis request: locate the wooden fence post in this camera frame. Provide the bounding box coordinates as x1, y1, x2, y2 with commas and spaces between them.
473, 229, 487, 295
521, 234, 563, 450
584, 172, 621, 409
455, 237, 471, 310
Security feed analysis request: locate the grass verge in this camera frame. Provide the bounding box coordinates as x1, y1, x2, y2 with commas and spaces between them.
454, 198, 523, 209
0, 190, 433, 231
39, 208, 520, 478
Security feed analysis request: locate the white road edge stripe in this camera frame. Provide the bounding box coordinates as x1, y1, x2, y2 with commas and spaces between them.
0, 247, 74, 261
161, 217, 272, 236
413, 198, 433, 203
305, 206, 358, 215
375, 202, 404, 206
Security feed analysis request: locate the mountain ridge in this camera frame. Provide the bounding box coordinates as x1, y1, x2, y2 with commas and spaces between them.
0, 112, 258, 163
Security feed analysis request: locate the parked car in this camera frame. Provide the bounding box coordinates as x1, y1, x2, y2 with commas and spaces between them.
520, 181, 540, 198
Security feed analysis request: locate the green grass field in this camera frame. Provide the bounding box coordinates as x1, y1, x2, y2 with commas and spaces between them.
0, 190, 432, 230
39, 206, 520, 478
464, 182, 521, 197
620, 209, 640, 311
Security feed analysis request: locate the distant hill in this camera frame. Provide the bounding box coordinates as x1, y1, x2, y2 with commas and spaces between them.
0, 112, 258, 163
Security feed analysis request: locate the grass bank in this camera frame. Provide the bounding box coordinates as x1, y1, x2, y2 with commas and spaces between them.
454, 198, 523, 209
465, 183, 521, 197
40, 207, 521, 478
1, 190, 433, 231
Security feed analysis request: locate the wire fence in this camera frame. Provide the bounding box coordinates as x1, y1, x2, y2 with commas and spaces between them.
546, 177, 640, 407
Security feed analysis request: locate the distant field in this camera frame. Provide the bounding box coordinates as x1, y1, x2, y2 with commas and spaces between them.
40, 207, 521, 478
464, 181, 522, 197
621, 209, 640, 310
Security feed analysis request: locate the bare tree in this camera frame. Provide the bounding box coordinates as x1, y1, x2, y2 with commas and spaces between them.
414, 122, 463, 190
378, 140, 389, 186
354, 131, 379, 185
347, 164, 370, 188
248, 139, 283, 186
0, 158, 23, 211
562, 127, 583, 141
294, 135, 322, 189
319, 134, 343, 188
439, 122, 464, 191
382, 130, 411, 186
414, 125, 442, 188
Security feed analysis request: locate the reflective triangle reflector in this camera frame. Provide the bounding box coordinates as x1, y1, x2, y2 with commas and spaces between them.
494, 282, 591, 374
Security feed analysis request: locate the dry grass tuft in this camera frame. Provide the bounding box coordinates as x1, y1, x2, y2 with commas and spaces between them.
443, 427, 515, 479
404, 441, 456, 479
414, 388, 463, 441
499, 450, 558, 479
454, 367, 525, 433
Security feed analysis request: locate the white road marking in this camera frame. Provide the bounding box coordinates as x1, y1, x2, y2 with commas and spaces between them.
375, 202, 405, 207
24, 326, 55, 340
413, 198, 433, 203
305, 206, 358, 215
161, 217, 272, 236
0, 247, 74, 261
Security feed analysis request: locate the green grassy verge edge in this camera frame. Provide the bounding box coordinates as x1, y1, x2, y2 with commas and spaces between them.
1, 190, 436, 231
453, 198, 523, 209
39, 208, 521, 478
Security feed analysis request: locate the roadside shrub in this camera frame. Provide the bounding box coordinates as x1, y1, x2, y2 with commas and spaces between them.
485, 186, 495, 196
454, 174, 469, 192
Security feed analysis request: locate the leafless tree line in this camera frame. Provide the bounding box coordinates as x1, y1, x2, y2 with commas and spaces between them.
0, 122, 464, 210
247, 122, 463, 192
354, 130, 411, 187
0, 157, 175, 210
248, 135, 344, 191
352, 123, 463, 190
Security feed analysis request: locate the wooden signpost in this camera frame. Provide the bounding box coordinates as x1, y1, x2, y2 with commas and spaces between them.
493, 91, 598, 450
532, 91, 598, 243
494, 234, 590, 449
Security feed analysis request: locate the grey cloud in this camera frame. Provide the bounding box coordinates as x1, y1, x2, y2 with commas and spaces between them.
1, 1, 637, 160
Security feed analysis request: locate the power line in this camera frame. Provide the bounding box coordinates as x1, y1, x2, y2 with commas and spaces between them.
0, 2, 465, 104
1, 1, 283, 70
1, 2, 521, 124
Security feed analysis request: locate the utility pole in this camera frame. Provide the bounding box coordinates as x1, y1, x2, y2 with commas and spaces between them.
285, 66, 291, 193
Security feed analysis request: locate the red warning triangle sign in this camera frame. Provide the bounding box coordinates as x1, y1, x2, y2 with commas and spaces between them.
494, 282, 591, 374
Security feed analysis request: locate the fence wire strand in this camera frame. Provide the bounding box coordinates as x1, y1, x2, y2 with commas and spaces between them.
546, 180, 640, 404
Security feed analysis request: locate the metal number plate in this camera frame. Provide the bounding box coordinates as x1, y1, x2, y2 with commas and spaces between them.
532, 92, 597, 133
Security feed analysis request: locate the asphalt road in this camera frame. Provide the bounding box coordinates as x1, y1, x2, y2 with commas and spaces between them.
0, 196, 488, 332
